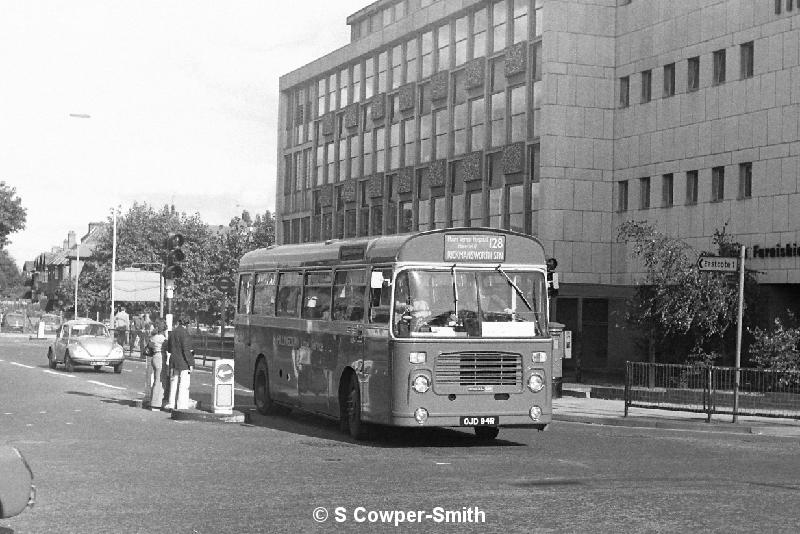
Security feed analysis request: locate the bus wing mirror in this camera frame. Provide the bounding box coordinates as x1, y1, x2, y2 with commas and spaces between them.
370, 272, 385, 289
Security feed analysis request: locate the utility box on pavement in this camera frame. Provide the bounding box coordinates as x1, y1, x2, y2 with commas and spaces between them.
212, 359, 235, 415
549, 322, 570, 398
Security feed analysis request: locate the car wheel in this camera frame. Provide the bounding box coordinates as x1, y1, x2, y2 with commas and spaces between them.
343, 373, 368, 440
47, 350, 56, 370
93, 365, 102, 371
253, 359, 281, 415
113, 362, 123, 374
474, 426, 500, 440
64, 353, 74, 373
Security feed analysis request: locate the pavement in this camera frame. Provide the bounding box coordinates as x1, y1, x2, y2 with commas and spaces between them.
556, 382, 800, 437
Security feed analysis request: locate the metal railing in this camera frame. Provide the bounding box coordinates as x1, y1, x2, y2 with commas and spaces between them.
115, 328, 234, 367
625, 361, 800, 421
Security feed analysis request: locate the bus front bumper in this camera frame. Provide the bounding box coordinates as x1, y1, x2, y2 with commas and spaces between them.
387, 412, 551, 429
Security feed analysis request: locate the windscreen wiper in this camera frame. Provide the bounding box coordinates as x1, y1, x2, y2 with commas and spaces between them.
451, 264, 461, 326
495, 265, 533, 311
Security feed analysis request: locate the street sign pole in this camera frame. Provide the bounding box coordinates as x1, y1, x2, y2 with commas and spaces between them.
733, 245, 746, 423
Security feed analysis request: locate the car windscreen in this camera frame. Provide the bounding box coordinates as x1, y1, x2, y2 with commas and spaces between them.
70, 324, 109, 337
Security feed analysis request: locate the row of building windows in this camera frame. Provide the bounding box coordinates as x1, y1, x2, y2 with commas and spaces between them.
617, 162, 753, 211
288, 0, 541, 130
282, 145, 539, 244
619, 41, 754, 107
350, 0, 441, 42
283, 42, 543, 196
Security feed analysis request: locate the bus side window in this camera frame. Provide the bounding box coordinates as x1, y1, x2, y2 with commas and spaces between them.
276, 271, 302, 318
252, 271, 276, 316
302, 271, 332, 320
237, 274, 253, 315
369, 268, 392, 324
333, 269, 366, 322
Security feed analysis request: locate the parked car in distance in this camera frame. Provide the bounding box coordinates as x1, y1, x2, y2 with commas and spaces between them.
2, 311, 26, 333
0, 446, 35, 518
39, 313, 62, 333
47, 319, 125, 373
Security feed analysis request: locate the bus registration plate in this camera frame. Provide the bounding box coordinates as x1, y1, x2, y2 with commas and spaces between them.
460, 416, 499, 426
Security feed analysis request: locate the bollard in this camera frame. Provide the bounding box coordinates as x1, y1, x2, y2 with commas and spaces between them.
212, 359, 235, 415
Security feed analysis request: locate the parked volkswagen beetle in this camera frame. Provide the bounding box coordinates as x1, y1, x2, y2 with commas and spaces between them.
47, 319, 125, 373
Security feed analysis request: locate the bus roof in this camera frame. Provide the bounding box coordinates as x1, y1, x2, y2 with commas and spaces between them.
239, 228, 547, 271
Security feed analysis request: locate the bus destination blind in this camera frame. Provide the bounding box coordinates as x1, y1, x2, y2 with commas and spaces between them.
444, 234, 506, 262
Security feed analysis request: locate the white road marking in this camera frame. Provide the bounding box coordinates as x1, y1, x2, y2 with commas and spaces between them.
435, 462, 451, 465
39, 411, 47, 414
3, 412, 13, 415
10, 362, 35, 369
44, 370, 76, 378
235, 387, 252, 393
87, 380, 127, 390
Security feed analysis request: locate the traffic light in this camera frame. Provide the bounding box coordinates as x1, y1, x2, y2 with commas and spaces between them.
163, 232, 185, 279
546, 257, 559, 297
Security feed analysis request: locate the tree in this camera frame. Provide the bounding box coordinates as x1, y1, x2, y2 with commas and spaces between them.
617, 220, 759, 364
75, 204, 276, 323
0, 182, 27, 249
206, 210, 276, 323
0, 250, 24, 299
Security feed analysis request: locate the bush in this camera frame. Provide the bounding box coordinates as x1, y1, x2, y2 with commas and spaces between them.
748, 315, 800, 373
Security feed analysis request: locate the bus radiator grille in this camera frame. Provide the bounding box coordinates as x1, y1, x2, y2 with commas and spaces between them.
434, 351, 523, 393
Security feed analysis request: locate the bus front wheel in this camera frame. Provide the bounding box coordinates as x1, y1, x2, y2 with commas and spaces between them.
342, 374, 368, 440
254, 359, 280, 415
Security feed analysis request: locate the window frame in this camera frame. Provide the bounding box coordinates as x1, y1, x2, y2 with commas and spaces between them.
687, 56, 700, 92
619, 76, 630, 108
641, 69, 652, 103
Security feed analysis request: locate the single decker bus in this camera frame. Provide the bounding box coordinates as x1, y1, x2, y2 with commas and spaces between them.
233, 228, 553, 440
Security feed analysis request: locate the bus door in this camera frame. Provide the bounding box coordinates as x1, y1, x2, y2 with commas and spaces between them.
299, 270, 333, 413
274, 271, 302, 405
361, 267, 393, 422
331, 269, 368, 414
249, 271, 276, 385
235, 273, 253, 360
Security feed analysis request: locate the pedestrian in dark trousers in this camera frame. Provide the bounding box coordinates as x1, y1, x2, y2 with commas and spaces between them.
165, 317, 194, 410
132, 313, 145, 355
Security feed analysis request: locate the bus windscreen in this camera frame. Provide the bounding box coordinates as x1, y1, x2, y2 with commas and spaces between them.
393, 268, 547, 338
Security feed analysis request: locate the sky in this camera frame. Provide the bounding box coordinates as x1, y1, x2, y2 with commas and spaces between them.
0, 0, 368, 268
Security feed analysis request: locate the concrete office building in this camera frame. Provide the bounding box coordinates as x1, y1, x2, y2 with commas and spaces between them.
277, 0, 800, 371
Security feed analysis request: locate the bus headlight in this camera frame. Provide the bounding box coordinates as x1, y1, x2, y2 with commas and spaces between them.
531, 352, 547, 363
527, 373, 545, 392
529, 406, 543, 421
414, 407, 428, 425
412, 375, 430, 394
409, 351, 427, 364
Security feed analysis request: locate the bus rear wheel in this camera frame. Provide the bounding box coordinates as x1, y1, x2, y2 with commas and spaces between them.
342, 374, 368, 440
254, 359, 280, 415
474, 426, 499, 440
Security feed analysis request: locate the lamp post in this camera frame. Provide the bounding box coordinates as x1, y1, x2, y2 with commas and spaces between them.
68, 113, 91, 320
74, 237, 81, 319
110, 206, 119, 322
